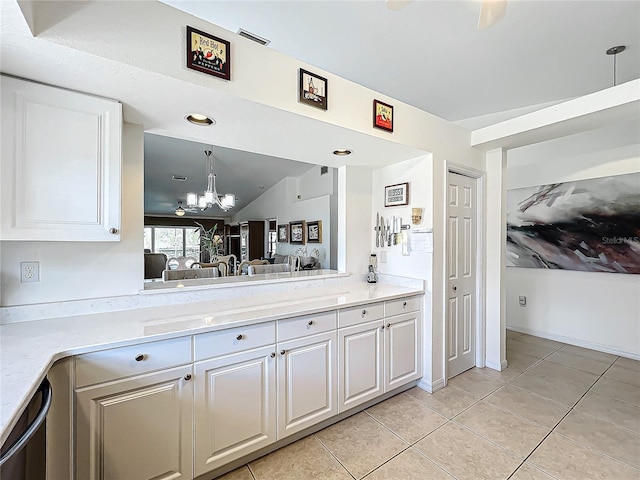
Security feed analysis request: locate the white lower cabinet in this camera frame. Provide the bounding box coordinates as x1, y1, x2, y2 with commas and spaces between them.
338, 320, 384, 412
193, 345, 276, 476
277, 330, 337, 439
75, 365, 193, 480
384, 312, 421, 391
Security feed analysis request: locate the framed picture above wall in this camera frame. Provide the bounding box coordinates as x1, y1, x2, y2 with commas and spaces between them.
385, 182, 409, 207
186, 26, 231, 81
277, 224, 289, 243
289, 220, 306, 244
373, 99, 394, 132
299, 68, 328, 110
306, 221, 322, 243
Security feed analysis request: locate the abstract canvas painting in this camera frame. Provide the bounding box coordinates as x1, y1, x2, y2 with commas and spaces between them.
506, 173, 640, 274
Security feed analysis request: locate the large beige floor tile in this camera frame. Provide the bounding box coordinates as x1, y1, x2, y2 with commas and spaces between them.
529, 433, 639, 480
559, 344, 617, 364
510, 463, 556, 480
514, 335, 565, 350
591, 377, 640, 406
315, 412, 407, 479
366, 393, 447, 443
405, 385, 479, 418
249, 436, 351, 480
528, 360, 598, 389
507, 341, 558, 360
507, 351, 544, 371
485, 385, 570, 428
555, 410, 640, 469
215, 466, 254, 480
604, 364, 640, 387
414, 423, 521, 480
454, 401, 549, 458
509, 372, 587, 406
448, 368, 504, 398
363, 448, 454, 480
575, 391, 640, 433
506, 329, 524, 340
615, 356, 640, 370
472, 366, 523, 383
546, 350, 613, 375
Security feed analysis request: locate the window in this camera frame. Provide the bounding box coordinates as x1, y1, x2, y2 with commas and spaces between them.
268, 231, 277, 258
144, 226, 200, 259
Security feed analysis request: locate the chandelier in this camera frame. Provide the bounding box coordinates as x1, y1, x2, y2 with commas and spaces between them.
186, 148, 236, 212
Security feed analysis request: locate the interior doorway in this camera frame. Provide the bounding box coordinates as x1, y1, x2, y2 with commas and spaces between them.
446, 169, 483, 379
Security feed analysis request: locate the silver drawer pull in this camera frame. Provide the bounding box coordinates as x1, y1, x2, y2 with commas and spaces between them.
135, 354, 145, 362
381, 325, 385, 330
308, 320, 314, 326
387, 323, 391, 328
280, 349, 286, 355
270, 352, 276, 358
184, 374, 192, 381
236, 334, 244, 341
403, 301, 407, 307
361, 309, 367, 315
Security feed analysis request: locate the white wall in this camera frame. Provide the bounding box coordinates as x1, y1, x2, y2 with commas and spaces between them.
0, 123, 144, 306
231, 166, 334, 268
506, 123, 640, 357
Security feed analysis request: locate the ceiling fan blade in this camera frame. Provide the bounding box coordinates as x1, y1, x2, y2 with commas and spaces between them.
385, 0, 413, 11
477, 0, 507, 29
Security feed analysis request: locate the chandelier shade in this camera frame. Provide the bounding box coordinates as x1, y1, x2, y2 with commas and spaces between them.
186, 148, 236, 212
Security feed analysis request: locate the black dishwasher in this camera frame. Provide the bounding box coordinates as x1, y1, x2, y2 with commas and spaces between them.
0, 378, 51, 480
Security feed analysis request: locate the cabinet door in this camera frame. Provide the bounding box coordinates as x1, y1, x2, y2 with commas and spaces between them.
75, 366, 193, 480
0, 76, 122, 241
338, 320, 384, 413
194, 346, 276, 476
384, 312, 422, 391
277, 331, 337, 439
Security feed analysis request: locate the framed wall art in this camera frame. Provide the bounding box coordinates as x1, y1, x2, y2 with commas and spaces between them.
373, 99, 393, 132
277, 224, 289, 243
186, 26, 231, 81
306, 221, 322, 243
289, 220, 306, 244
299, 68, 327, 110
385, 182, 409, 207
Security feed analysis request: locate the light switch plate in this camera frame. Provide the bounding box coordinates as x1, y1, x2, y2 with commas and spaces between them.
519, 295, 526, 307
380, 251, 387, 263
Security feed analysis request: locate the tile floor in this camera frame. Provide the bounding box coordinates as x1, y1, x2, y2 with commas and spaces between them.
217, 331, 640, 480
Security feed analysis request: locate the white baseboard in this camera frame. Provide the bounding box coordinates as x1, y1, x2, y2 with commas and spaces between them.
485, 359, 508, 371
507, 324, 640, 361
417, 377, 445, 393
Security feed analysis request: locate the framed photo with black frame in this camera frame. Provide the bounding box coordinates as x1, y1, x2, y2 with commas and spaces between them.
289, 220, 306, 244
373, 99, 394, 132
299, 68, 328, 110
385, 182, 409, 207
186, 26, 231, 81
306, 221, 322, 243
277, 224, 289, 243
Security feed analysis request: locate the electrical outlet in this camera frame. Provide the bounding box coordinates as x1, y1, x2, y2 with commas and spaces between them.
21, 261, 40, 283
519, 295, 526, 307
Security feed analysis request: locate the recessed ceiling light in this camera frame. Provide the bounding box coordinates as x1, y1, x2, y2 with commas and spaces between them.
185, 113, 216, 126
333, 149, 352, 156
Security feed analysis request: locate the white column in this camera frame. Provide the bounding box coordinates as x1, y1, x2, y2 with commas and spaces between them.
485, 148, 507, 371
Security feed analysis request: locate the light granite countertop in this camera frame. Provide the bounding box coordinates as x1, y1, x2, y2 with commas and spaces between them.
0, 281, 423, 445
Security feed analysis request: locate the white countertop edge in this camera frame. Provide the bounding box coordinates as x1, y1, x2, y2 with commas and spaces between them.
0, 282, 423, 445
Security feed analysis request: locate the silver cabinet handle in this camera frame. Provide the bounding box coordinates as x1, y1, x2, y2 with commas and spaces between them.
453, 286, 457, 291
387, 323, 391, 328
184, 374, 192, 381
308, 320, 314, 326
270, 352, 276, 358
280, 349, 286, 355
361, 309, 367, 315
403, 301, 407, 307
236, 334, 243, 340
381, 325, 385, 330
135, 354, 145, 362
109, 228, 119, 234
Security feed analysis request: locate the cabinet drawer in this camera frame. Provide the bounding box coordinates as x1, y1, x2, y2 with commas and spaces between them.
277, 311, 337, 342
194, 322, 275, 361
338, 302, 384, 328
75, 336, 192, 388
385, 296, 421, 317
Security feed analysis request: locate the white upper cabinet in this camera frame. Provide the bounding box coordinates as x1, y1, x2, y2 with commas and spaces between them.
0, 76, 122, 241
